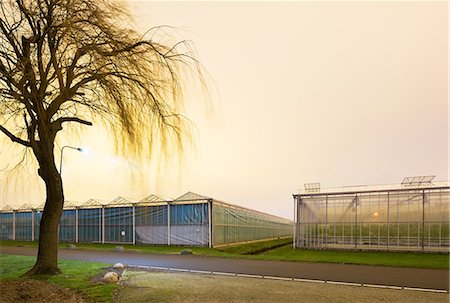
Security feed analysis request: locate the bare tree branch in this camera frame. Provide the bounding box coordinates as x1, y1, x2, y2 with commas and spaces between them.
54, 117, 92, 126
0, 124, 31, 147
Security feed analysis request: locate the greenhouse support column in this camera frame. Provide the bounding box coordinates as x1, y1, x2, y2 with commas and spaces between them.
31, 210, 35, 241
325, 194, 328, 248
438, 190, 442, 248
295, 197, 299, 248
293, 196, 297, 249
101, 206, 105, 244
208, 199, 213, 248
387, 192, 390, 250
167, 203, 171, 245
12, 211, 16, 241
354, 195, 358, 249
422, 190, 425, 251
75, 207, 78, 243
98, 208, 102, 243
132, 205, 136, 245
297, 198, 302, 248
201, 203, 204, 245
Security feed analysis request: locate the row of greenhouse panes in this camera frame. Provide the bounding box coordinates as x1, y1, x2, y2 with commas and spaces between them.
0, 192, 292, 247
294, 186, 450, 252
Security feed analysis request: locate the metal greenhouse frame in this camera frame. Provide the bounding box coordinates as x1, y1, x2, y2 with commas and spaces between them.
293, 177, 449, 253
0, 192, 292, 247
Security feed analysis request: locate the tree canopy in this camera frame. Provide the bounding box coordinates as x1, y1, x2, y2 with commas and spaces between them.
0, 0, 205, 275
0, 0, 202, 158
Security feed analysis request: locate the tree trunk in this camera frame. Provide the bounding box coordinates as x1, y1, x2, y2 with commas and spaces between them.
25, 149, 64, 276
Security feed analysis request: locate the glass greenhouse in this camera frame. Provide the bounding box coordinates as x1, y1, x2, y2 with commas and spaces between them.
293, 177, 449, 253
0, 192, 292, 247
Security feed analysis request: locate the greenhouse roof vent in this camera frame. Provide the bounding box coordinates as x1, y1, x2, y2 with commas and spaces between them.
401, 175, 435, 187
304, 183, 320, 193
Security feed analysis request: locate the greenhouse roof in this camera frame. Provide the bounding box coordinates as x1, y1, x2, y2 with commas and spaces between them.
1, 205, 13, 212
212, 198, 292, 223
175, 192, 211, 202
36, 202, 46, 210
62, 201, 78, 209
296, 178, 450, 196
0, 192, 292, 223
80, 198, 109, 208
17, 203, 34, 211
108, 196, 140, 206
138, 194, 171, 205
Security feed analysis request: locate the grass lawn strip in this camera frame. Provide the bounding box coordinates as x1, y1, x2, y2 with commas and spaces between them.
214, 237, 292, 254
257, 245, 450, 269
0, 254, 117, 303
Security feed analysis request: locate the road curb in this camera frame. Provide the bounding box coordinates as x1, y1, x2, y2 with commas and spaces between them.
126, 265, 449, 294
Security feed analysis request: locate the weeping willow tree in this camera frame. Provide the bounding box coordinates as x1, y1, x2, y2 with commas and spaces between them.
0, 0, 204, 275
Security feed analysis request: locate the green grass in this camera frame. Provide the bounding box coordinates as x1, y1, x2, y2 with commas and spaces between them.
1, 239, 448, 269
215, 237, 293, 255
0, 254, 117, 303
0, 240, 239, 258
257, 245, 449, 269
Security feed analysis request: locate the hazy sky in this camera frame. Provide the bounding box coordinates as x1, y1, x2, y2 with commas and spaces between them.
0, 1, 448, 218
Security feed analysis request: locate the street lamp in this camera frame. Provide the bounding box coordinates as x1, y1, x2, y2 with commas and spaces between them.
59, 145, 85, 175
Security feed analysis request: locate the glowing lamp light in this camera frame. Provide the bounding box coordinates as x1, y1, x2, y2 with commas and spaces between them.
372, 212, 379, 218
60, 145, 88, 174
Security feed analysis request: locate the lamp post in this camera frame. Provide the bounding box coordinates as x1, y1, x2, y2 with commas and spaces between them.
59, 145, 86, 244
59, 145, 84, 175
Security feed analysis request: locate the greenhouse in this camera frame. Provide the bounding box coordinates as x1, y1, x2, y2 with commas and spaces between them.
293, 176, 449, 253
0, 192, 292, 247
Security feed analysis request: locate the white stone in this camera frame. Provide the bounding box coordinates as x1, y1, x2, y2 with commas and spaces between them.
114, 246, 125, 252
103, 271, 119, 283
113, 263, 125, 270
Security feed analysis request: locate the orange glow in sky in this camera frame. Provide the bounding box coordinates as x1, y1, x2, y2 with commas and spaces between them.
0, 1, 448, 219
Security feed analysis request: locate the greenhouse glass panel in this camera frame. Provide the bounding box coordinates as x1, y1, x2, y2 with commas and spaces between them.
135, 205, 168, 245
0, 213, 13, 240
104, 207, 133, 243
78, 208, 101, 242
34, 211, 42, 240
424, 189, 449, 249
169, 203, 209, 246
58, 210, 76, 242
213, 203, 292, 246
15, 212, 32, 241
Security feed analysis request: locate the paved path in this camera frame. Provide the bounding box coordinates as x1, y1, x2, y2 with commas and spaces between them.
1, 246, 448, 291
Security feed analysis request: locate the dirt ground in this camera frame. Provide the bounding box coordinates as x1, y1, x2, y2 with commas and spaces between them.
0, 279, 86, 303
116, 269, 450, 303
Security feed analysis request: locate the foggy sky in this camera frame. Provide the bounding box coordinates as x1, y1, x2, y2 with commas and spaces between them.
0, 1, 448, 219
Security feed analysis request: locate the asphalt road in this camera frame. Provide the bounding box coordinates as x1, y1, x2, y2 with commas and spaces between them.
1, 246, 448, 291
